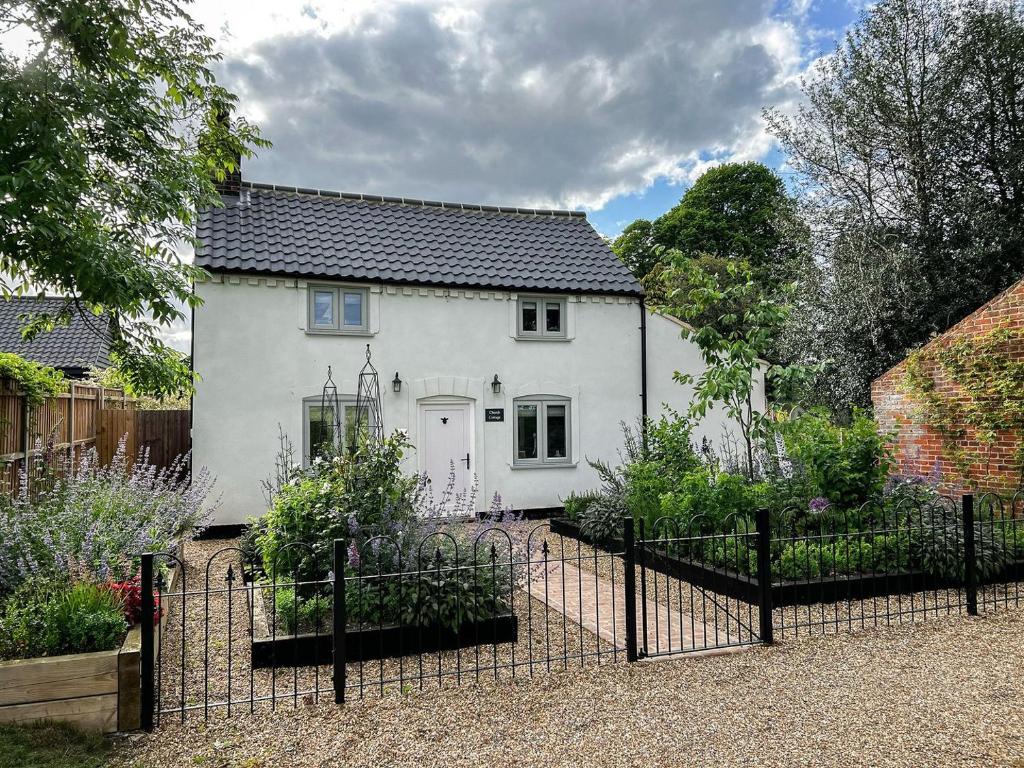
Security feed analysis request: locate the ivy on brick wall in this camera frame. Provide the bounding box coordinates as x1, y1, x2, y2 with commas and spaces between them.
902, 326, 1024, 485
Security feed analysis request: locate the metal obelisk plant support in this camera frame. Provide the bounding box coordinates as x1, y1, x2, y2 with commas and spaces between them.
352, 344, 383, 452
318, 365, 342, 458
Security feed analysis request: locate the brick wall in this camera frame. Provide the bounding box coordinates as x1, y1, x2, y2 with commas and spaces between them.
871, 280, 1024, 493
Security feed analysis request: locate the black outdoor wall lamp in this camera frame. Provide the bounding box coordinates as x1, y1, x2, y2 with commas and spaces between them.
491, 374, 502, 395
392, 372, 402, 393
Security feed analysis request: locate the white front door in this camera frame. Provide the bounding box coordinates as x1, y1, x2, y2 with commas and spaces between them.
419, 402, 473, 515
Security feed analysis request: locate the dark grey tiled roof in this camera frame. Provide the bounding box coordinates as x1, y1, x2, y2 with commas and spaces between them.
195, 183, 642, 296
0, 297, 111, 371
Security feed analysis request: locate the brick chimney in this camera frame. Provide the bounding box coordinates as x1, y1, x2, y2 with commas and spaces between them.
210, 108, 241, 197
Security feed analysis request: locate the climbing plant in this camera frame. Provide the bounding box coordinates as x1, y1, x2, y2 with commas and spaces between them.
902, 326, 1024, 484
0, 354, 65, 409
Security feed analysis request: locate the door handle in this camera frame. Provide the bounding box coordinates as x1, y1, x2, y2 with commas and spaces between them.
460, 452, 470, 471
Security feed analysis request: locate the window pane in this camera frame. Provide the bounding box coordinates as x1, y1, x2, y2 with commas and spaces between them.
343, 292, 363, 327
521, 301, 537, 332
308, 405, 336, 457
546, 404, 567, 459
545, 302, 561, 333
343, 405, 370, 451
313, 290, 334, 326
516, 404, 538, 459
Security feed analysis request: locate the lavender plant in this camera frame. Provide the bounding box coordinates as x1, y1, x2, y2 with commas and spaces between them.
0, 437, 217, 594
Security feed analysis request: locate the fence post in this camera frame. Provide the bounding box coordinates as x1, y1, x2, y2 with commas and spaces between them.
963, 494, 978, 616
756, 508, 774, 645
333, 538, 346, 703
622, 517, 639, 662
139, 553, 155, 732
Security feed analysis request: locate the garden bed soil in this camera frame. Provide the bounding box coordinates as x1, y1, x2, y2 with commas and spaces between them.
550, 517, 1024, 607
0, 539, 186, 733
246, 577, 519, 668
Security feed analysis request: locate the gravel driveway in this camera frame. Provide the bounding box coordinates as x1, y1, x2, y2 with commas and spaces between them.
111, 608, 1024, 768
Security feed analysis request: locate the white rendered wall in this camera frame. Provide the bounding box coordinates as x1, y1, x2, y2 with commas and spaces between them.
192, 276, 759, 525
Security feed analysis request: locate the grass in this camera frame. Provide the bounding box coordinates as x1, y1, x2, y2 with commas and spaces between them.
0, 721, 110, 768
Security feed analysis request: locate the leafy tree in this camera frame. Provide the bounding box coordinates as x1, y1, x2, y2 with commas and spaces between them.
767, 0, 1024, 412
0, 0, 268, 396
655, 255, 816, 478
654, 162, 806, 286
611, 219, 659, 281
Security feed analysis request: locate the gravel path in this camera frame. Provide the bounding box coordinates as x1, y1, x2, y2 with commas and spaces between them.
110, 608, 1024, 767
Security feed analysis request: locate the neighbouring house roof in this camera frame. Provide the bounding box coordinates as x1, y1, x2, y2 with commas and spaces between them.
195, 183, 643, 296
0, 296, 112, 372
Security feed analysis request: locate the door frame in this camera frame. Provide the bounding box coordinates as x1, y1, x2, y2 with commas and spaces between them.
416, 396, 476, 506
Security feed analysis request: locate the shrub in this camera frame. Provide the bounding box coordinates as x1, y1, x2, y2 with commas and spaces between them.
658, 470, 762, 533
779, 409, 893, 508
562, 490, 601, 521
579, 494, 625, 545
0, 439, 215, 595
0, 580, 127, 661
254, 430, 515, 635
577, 457, 628, 544
256, 431, 418, 583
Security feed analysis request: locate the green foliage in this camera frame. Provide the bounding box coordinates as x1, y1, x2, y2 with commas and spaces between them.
343, 543, 512, 631
658, 471, 764, 534
0, 0, 268, 396
0, 353, 64, 408
86, 359, 191, 409
611, 219, 660, 281
256, 431, 418, 583
0, 721, 110, 768
779, 409, 893, 508
272, 588, 330, 635
902, 326, 1024, 484
0, 580, 127, 661
657, 256, 817, 476
653, 162, 803, 284
768, 0, 1024, 412
776, 536, 910, 581
578, 493, 625, 546
561, 489, 601, 521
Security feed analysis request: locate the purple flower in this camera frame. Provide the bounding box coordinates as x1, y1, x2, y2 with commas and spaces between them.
809, 497, 830, 514
347, 541, 361, 569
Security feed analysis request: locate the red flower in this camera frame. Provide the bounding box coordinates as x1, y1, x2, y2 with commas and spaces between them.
107, 580, 163, 626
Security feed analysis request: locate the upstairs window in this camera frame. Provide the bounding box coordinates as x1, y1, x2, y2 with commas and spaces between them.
518, 296, 566, 339
308, 285, 368, 333
514, 396, 571, 466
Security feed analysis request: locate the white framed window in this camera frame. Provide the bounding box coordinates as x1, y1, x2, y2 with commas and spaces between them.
513, 396, 571, 466
302, 397, 364, 462
517, 296, 567, 339
307, 285, 369, 333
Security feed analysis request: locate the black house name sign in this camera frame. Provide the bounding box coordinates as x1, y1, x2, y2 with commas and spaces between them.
485, 408, 505, 422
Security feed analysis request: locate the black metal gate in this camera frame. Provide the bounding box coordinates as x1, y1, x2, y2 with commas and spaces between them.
632, 510, 772, 659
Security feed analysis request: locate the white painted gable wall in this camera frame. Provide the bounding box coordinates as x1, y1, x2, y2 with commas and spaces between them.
192, 275, 763, 525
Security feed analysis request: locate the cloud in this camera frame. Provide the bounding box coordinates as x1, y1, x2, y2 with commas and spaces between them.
216, 0, 805, 210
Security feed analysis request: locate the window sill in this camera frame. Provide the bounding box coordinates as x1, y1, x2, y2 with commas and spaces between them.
510, 461, 578, 470
513, 335, 572, 342
305, 328, 375, 337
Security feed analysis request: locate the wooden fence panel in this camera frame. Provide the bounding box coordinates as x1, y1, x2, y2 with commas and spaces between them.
135, 410, 191, 470
97, 409, 136, 465
0, 379, 131, 495
97, 409, 191, 474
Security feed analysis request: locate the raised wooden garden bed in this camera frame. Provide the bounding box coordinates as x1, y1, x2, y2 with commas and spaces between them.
550, 517, 1024, 606
247, 579, 519, 668
0, 543, 184, 733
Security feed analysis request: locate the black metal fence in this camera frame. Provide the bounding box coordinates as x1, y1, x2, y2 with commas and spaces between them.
138, 494, 1023, 729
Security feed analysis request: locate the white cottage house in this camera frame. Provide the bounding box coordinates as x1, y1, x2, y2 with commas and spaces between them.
192, 170, 763, 526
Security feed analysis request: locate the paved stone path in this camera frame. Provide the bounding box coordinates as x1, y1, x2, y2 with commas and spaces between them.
524, 558, 743, 657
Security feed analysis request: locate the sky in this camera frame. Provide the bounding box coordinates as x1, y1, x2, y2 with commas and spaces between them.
6, 0, 870, 353
192, 0, 867, 239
